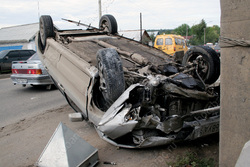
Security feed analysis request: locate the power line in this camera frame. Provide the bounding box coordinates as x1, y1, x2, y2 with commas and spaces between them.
102, 0, 115, 14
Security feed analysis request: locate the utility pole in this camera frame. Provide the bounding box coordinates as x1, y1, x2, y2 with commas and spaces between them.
140, 13, 142, 44
204, 27, 206, 45
98, 0, 102, 20
37, 0, 40, 20
186, 25, 188, 42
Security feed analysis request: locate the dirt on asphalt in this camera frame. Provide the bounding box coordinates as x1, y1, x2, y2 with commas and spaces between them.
0, 104, 219, 167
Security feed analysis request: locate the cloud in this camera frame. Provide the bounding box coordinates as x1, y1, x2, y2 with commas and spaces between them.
0, 0, 220, 30
100, 0, 220, 29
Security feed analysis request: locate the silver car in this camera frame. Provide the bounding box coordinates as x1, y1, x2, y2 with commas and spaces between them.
36, 15, 220, 148
11, 53, 54, 89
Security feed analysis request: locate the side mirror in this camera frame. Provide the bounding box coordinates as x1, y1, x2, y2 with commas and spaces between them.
4, 56, 8, 60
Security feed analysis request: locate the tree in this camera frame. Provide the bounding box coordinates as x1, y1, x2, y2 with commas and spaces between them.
174, 24, 191, 36
190, 19, 206, 45
149, 33, 156, 43
205, 25, 220, 44
159, 29, 174, 35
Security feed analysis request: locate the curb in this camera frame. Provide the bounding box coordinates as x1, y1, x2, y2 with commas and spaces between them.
0, 74, 11, 79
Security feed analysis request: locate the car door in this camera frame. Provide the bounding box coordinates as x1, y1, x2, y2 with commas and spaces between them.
2, 51, 19, 71
175, 38, 185, 52
165, 37, 174, 55
155, 37, 164, 52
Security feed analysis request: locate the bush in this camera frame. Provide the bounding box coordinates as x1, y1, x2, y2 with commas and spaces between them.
167, 152, 215, 167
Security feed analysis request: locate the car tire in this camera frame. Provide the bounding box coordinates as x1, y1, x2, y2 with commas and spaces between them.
99, 14, 118, 34
182, 46, 220, 84
97, 48, 125, 106
39, 15, 55, 49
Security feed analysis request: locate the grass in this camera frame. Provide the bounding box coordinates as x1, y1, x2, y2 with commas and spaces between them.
167, 151, 215, 167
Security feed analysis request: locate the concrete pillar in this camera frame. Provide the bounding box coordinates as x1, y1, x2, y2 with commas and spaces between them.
220, 0, 250, 166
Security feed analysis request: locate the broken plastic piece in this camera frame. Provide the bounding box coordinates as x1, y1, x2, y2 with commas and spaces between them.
103, 161, 117, 165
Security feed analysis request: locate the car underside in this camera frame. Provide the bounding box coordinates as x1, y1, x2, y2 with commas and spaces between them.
36, 15, 220, 148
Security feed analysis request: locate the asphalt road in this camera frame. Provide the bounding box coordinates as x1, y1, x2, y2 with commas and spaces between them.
0, 77, 67, 127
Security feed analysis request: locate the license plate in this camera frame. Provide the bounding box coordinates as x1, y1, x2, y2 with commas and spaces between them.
17, 79, 27, 84
199, 122, 219, 137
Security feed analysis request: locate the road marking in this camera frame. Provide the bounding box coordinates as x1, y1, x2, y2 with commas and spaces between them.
0, 78, 11, 81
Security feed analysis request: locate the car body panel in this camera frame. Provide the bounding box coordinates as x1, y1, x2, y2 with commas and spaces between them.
98, 84, 141, 139
37, 38, 94, 116
11, 74, 52, 85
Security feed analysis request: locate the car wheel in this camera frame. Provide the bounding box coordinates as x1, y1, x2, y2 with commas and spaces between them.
182, 46, 220, 84
99, 14, 117, 34
39, 15, 55, 49
97, 48, 125, 106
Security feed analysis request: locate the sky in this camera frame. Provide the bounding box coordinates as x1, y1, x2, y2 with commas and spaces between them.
0, 0, 221, 30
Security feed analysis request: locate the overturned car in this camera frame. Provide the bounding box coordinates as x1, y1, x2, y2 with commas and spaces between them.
36, 15, 220, 148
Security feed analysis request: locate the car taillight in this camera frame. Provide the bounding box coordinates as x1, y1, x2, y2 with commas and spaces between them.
174, 46, 176, 51
12, 69, 42, 74
12, 69, 18, 74
28, 69, 42, 74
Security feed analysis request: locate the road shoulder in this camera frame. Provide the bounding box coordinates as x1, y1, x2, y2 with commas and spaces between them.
0, 73, 11, 79
0, 105, 219, 167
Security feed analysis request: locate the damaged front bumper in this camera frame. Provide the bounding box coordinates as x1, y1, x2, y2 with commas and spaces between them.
96, 84, 220, 148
